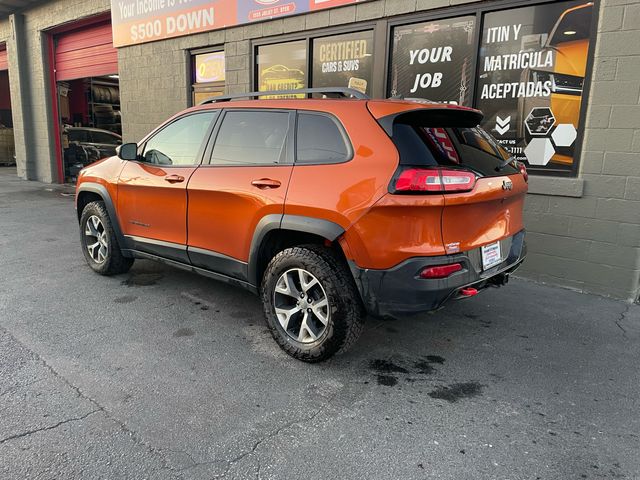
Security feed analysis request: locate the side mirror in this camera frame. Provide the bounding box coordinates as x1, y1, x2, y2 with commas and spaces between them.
118, 142, 138, 161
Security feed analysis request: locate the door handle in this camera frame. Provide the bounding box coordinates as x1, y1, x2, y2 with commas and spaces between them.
251, 178, 281, 189
165, 174, 185, 184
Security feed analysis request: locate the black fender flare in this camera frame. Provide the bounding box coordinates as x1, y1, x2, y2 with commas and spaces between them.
76, 182, 129, 254
248, 214, 345, 286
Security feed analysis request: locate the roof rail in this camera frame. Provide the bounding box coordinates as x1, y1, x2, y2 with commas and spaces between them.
199, 87, 368, 104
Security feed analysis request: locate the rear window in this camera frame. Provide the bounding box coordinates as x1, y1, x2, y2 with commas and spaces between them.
296, 112, 350, 164
391, 120, 517, 176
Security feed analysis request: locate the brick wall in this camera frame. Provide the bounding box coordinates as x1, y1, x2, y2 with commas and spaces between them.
0, 1, 111, 182
518, 0, 640, 302
0, 18, 8, 39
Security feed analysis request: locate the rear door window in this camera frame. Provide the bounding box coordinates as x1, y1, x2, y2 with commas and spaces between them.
296, 112, 351, 164
391, 117, 517, 176
210, 111, 290, 165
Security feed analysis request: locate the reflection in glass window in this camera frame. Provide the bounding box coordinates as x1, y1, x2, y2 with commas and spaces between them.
91, 130, 121, 145
67, 129, 89, 143
211, 111, 289, 165
389, 17, 476, 105
296, 113, 349, 164
456, 127, 511, 161
311, 31, 374, 96
257, 41, 307, 98
143, 112, 217, 166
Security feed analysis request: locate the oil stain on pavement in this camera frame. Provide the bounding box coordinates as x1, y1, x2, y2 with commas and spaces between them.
368, 356, 445, 387
368, 356, 483, 403
427, 382, 484, 402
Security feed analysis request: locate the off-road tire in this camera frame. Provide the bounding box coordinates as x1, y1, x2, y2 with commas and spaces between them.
80, 201, 134, 275
261, 245, 365, 362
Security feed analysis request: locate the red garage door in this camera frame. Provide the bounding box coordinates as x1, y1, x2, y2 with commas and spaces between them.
0, 45, 7, 71
54, 21, 117, 81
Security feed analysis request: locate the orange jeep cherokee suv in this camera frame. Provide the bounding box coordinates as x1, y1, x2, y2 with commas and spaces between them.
76, 88, 527, 362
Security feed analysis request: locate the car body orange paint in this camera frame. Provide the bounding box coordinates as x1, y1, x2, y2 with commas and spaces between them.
76, 95, 527, 319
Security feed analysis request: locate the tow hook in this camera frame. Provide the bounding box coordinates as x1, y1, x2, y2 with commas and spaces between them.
489, 273, 509, 287
459, 287, 478, 297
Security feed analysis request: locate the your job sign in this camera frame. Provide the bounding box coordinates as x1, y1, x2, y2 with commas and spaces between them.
389, 16, 476, 105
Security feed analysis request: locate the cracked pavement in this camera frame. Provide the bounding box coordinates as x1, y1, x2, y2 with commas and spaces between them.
1, 166, 639, 480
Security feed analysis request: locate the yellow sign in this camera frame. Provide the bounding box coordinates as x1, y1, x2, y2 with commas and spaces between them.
348, 77, 368, 94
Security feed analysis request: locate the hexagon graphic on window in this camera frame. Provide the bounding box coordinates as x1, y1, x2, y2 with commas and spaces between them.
551, 123, 577, 147
524, 138, 555, 166
524, 107, 555, 136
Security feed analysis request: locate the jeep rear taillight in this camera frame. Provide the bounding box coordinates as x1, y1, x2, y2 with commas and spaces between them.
393, 168, 476, 193
517, 161, 528, 183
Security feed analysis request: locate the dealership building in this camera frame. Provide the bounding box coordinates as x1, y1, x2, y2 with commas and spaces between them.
0, 0, 638, 302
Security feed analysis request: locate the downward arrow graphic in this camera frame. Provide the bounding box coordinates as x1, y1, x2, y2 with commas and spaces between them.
495, 115, 511, 135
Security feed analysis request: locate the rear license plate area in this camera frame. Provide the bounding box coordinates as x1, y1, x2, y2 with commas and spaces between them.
481, 241, 502, 270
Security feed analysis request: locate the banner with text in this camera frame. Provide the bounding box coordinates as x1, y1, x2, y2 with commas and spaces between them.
389, 16, 476, 106
111, 0, 368, 47
312, 31, 374, 96
476, 1, 594, 172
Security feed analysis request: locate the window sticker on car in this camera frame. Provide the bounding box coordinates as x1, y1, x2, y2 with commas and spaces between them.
423, 127, 460, 164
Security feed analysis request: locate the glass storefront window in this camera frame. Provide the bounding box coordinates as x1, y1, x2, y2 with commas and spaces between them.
389, 16, 476, 105
192, 50, 225, 105
257, 40, 307, 98
311, 30, 374, 96
475, 1, 594, 174
250, 0, 595, 177
195, 51, 225, 83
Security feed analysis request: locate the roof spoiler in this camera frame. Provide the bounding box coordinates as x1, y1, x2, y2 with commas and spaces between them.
371, 104, 484, 137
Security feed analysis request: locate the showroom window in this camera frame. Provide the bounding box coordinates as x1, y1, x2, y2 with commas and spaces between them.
252, 0, 595, 176
311, 31, 374, 96
192, 50, 225, 105
257, 40, 307, 98
389, 16, 476, 105
474, 1, 594, 175
255, 30, 374, 98
386, 0, 595, 176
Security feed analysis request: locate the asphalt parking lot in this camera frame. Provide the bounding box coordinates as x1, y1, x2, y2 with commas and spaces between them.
1, 166, 639, 480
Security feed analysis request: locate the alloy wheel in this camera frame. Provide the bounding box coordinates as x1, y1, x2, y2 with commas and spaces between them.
84, 215, 108, 264
273, 268, 330, 343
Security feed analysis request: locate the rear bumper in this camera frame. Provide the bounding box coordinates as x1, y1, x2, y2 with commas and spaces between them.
349, 230, 527, 318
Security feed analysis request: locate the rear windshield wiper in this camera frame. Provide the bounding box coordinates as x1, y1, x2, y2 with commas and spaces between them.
495, 156, 516, 172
